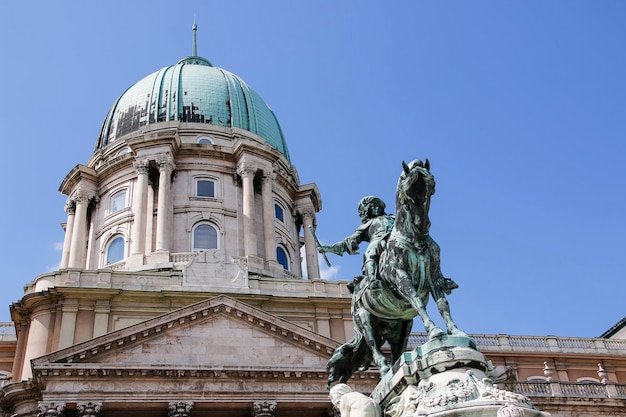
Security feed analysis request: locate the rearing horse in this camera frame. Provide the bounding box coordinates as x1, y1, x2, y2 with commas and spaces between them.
327, 159, 466, 387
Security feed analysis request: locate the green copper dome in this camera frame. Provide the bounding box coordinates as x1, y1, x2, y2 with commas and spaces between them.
97, 56, 290, 161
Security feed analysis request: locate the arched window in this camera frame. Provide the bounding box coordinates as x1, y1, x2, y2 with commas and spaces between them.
106, 236, 125, 264
110, 189, 127, 213
197, 136, 215, 145
276, 246, 289, 270
193, 223, 218, 251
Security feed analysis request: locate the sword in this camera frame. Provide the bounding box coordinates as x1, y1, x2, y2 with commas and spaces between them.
308, 225, 332, 267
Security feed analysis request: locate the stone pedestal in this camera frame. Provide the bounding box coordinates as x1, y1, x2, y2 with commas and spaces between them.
371, 336, 550, 417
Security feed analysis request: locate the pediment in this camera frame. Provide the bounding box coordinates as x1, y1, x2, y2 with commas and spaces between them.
32, 295, 339, 375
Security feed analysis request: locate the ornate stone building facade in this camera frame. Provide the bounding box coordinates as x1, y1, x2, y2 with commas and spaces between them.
0, 47, 625, 417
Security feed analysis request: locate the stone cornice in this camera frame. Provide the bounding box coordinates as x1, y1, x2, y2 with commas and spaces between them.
32, 295, 339, 367
0, 379, 40, 410
296, 183, 322, 212
59, 165, 98, 196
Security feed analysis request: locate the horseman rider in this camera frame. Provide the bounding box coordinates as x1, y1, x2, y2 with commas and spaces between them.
317, 196, 394, 290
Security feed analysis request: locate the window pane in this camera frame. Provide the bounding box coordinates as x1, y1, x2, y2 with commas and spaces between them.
194, 224, 218, 250
276, 247, 289, 270
111, 190, 126, 213
107, 237, 124, 264
274, 204, 284, 222
197, 180, 215, 197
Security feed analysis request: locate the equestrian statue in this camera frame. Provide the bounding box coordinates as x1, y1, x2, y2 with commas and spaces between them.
317, 159, 466, 388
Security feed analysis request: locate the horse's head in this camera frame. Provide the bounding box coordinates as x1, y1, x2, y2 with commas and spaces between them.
396, 159, 436, 237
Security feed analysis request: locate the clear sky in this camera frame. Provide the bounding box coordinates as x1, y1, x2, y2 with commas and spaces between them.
1, 1, 624, 337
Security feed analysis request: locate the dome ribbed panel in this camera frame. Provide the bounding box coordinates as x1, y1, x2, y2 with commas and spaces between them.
178, 65, 231, 126
97, 58, 290, 162
220, 69, 249, 131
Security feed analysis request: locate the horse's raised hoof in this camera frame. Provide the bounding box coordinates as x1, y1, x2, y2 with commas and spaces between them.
379, 364, 391, 377
428, 326, 445, 339
448, 328, 468, 337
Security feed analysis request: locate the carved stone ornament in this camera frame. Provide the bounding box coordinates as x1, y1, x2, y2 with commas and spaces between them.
252, 400, 277, 417
157, 157, 176, 173
76, 402, 103, 417
133, 158, 151, 174
168, 401, 194, 417
37, 401, 66, 417
498, 404, 527, 417
64, 199, 76, 215
384, 370, 539, 417
237, 162, 258, 178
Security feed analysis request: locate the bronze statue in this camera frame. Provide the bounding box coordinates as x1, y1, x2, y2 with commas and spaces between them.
322, 159, 466, 388
318, 196, 395, 290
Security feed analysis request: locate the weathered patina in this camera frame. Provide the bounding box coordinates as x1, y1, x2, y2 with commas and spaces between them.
321, 159, 466, 387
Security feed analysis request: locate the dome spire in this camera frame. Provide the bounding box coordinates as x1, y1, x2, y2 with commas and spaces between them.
192, 16, 198, 56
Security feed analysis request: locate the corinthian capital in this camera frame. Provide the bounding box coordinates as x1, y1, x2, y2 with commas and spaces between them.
37, 402, 66, 417
65, 199, 76, 215
252, 401, 277, 417
71, 188, 98, 204
157, 157, 176, 173
168, 401, 193, 417
298, 204, 316, 219
76, 402, 102, 417
237, 162, 258, 178
133, 158, 151, 174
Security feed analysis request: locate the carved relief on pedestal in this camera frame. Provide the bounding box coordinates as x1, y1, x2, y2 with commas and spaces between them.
252, 400, 277, 417
168, 401, 193, 417
76, 401, 103, 417
37, 402, 66, 417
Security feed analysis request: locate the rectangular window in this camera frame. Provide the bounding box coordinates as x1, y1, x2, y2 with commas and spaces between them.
110, 190, 127, 213
197, 180, 215, 197
274, 204, 284, 222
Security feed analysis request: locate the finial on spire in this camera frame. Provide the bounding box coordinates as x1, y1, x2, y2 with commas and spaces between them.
192, 16, 198, 56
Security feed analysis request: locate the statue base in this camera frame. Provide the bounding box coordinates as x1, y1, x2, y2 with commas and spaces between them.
371, 335, 550, 417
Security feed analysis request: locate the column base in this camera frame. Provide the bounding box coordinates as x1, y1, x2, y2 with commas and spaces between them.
125, 253, 145, 268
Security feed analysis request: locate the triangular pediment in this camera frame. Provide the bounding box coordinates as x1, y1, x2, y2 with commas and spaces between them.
32, 295, 339, 374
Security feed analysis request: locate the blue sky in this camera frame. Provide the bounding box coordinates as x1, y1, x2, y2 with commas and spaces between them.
1, 1, 624, 337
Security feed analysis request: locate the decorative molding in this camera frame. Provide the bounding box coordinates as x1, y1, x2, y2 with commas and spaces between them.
31, 296, 340, 371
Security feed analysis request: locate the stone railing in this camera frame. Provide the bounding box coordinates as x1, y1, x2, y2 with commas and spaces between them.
407, 333, 626, 355
515, 381, 626, 399
0, 322, 16, 342
170, 252, 198, 264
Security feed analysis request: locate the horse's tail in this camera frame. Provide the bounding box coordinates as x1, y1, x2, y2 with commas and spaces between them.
326, 329, 372, 389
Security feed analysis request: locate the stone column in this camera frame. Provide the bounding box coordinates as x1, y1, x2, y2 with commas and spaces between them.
238, 163, 258, 257
76, 402, 102, 417
60, 200, 76, 269
130, 159, 150, 260
21, 311, 52, 380
156, 158, 175, 252
92, 300, 110, 338
58, 301, 79, 349
11, 319, 29, 380
261, 171, 277, 266
145, 180, 154, 254
68, 191, 91, 269
168, 401, 193, 417
252, 401, 277, 417
37, 402, 66, 417
84, 196, 99, 269
301, 207, 321, 279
